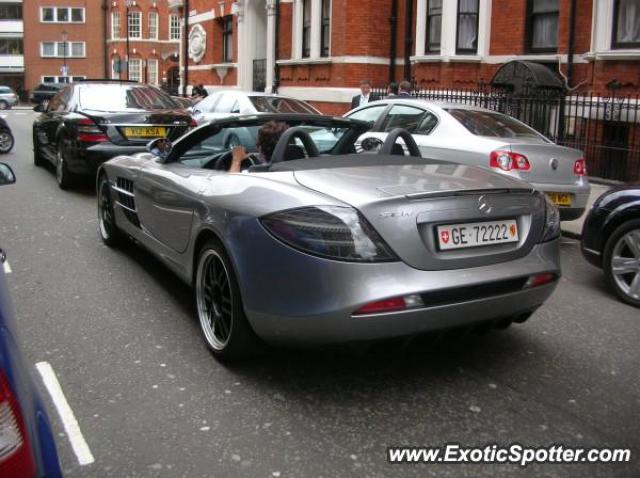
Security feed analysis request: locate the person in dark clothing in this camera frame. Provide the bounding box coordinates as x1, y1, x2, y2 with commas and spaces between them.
191, 84, 208, 98
386, 82, 398, 97
350, 79, 380, 109
396, 80, 412, 97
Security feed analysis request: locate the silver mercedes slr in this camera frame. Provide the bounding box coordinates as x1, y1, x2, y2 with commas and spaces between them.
97, 114, 561, 360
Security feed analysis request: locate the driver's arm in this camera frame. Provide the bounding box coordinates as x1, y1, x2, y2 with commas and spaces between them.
229, 146, 248, 173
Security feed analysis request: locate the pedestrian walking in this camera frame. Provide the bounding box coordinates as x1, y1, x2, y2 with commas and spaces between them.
351, 79, 380, 109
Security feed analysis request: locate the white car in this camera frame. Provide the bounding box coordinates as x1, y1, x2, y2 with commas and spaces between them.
191, 90, 319, 125
346, 99, 590, 221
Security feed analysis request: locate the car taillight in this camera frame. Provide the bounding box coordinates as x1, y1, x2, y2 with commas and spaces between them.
353, 294, 424, 316
189, 118, 198, 128
77, 118, 108, 143
490, 151, 531, 171
0, 371, 36, 478
574, 158, 587, 176
524, 272, 558, 289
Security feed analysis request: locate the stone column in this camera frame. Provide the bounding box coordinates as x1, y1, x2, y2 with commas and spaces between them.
265, 0, 277, 92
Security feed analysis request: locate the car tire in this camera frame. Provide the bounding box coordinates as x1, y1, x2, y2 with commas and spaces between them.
195, 240, 260, 361
33, 131, 45, 166
0, 129, 14, 154
603, 219, 640, 308
0, 100, 8, 110
97, 174, 124, 247
56, 139, 77, 190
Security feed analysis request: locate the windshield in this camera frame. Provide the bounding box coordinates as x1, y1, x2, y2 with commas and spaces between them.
249, 96, 318, 114
175, 123, 353, 168
446, 108, 544, 139
78, 84, 181, 112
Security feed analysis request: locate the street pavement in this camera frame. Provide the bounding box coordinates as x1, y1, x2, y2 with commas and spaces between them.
0, 111, 638, 477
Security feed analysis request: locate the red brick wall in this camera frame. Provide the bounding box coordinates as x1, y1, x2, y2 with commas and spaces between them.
24, 0, 107, 92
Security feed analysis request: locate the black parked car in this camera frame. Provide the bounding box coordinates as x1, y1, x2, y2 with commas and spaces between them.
0, 117, 14, 154
33, 80, 193, 189
581, 184, 640, 308
29, 82, 66, 105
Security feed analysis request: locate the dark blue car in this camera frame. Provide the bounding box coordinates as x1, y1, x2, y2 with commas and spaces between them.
0, 162, 62, 477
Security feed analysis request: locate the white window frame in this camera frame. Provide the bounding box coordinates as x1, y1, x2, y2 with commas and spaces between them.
148, 12, 158, 40
169, 14, 181, 40
40, 6, 85, 23
414, 0, 491, 60
111, 11, 121, 40
128, 58, 142, 82
147, 58, 159, 85
590, 0, 640, 57
128, 10, 142, 40
41, 75, 86, 83
40, 41, 86, 58
292, 0, 327, 59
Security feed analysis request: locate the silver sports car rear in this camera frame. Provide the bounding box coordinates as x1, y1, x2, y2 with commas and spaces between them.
97, 115, 561, 359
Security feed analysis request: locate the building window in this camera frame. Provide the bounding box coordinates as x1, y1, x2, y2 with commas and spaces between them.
0, 4, 22, 20
129, 58, 142, 82
128, 10, 141, 39
613, 0, 640, 48
0, 38, 23, 55
43, 76, 86, 83
111, 11, 121, 39
40, 42, 85, 58
40, 7, 84, 23
148, 59, 159, 85
302, 0, 311, 57
170, 14, 181, 40
222, 16, 233, 62
456, 0, 479, 53
526, 0, 559, 52
320, 0, 331, 57
111, 57, 121, 79
426, 0, 442, 53
149, 12, 158, 40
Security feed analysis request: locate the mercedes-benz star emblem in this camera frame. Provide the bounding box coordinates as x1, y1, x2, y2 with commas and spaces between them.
478, 195, 493, 214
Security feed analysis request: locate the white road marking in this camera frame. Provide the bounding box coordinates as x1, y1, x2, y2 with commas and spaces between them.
15, 112, 26, 116
0, 114, 6, 118
2, 261, 10, 274
35, 362, 95, 466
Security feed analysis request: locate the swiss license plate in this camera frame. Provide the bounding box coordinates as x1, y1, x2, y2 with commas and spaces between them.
123, 126, 167, 138
437, 219, 519, 251
546, 192, 573, 207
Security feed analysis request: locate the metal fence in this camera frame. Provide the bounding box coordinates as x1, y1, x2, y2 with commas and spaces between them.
371, 86, 640, 182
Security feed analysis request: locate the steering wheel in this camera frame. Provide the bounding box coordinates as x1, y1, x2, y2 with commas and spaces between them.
212, 151, 260, 171
270, 127, 320, 164
379, 128, 422, 157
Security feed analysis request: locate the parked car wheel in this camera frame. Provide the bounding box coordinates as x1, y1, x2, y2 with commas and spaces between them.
0, 100, 8, 110
603, 219, 640, 308
195, 240, 259, 360
56, 139, 77, 190
0, 129, 14, 154
97, 174, 124, 247
33, 131, 45, 166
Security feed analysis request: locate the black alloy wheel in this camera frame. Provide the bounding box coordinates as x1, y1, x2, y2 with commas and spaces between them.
97, 174, 123, 247
0, 129, 13, 154
56, 138, 77, 190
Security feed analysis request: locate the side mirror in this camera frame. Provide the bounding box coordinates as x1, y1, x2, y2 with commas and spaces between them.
0, 162, 16, 185
147, 137, 173, 161
361, 137, 384, 152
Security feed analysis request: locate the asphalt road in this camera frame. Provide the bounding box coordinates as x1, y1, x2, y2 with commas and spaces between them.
0, 110, 638, 477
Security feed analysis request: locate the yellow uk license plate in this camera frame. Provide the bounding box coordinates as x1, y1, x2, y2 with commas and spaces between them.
546, 192, 573, 206
123, 127, 166, 138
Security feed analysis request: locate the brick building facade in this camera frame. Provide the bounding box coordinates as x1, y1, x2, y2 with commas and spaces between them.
23, 0, 108, 91
106, 0, 182, 90
172, 0, 640, 115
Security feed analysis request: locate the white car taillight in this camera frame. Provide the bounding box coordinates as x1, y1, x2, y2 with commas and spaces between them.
0, 371, 36, 477
490, 150, 531, 172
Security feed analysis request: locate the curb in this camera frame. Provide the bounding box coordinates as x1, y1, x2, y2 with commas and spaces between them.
561, 230, 581, 240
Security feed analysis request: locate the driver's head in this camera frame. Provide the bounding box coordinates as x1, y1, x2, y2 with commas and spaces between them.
256, 121, 289, 161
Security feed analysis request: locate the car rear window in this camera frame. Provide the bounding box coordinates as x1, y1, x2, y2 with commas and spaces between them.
249, 96, 318, 114
446, 108, 544, 139
78, 84, 180, 112
0, 87, 11, 94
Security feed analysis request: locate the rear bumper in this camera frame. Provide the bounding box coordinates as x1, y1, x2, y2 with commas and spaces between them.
240, 239, 561, 345
66, 143, 147, 175
530, 181, 590, 221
